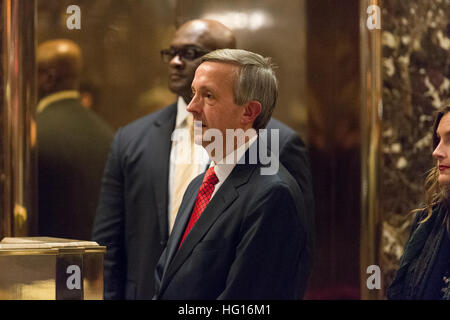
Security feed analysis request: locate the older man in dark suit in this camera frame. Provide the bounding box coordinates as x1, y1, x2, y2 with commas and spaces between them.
154, 49, 314, 299
93, 20, 314, 299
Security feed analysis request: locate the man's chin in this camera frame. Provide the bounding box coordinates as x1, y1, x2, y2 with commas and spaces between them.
168, 83, 187, 96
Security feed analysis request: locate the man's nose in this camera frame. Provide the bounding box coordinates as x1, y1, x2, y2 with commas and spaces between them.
186, 95, 200, 114
170, 54, 183, 68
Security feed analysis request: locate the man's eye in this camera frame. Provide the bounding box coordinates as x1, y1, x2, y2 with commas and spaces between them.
184, 49, 197, 59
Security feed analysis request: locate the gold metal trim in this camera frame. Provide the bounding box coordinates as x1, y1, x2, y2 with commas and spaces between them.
360, 0, 383, 300
0, 248, 58, 256
1, 0, 38, 237
84, 247, 107, 253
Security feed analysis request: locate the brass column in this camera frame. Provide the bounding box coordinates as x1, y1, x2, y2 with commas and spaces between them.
1, 0, 37, 237
360, 0, 382, 300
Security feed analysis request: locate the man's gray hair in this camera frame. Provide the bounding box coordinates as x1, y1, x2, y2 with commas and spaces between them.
202, 49, 278, 130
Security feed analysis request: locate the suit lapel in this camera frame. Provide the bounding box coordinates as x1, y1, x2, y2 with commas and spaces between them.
151, 103, 177, 243
161, 176, 201, 278
159, 154, 258, 294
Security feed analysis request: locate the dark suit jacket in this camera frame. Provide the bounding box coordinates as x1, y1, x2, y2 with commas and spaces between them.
387, 204, 450, 299
92, 102, 314, 299
37, 97, 113, 240
154, 142, 313, 299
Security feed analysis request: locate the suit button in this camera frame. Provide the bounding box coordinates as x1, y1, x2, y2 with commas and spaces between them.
160, 241, 166, 247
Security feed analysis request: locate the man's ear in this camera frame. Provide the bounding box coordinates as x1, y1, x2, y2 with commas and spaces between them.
241, 100, 262, 126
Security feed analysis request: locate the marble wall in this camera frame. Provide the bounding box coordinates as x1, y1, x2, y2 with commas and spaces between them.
381, 0, 450, 295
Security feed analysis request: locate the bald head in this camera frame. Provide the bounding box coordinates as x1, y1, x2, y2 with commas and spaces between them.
175, 19, 236, 50
167, 19, 236, 103
37, 39, 83, 99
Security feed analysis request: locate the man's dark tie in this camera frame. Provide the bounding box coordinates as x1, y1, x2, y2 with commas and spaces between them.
178, 166, 219, 248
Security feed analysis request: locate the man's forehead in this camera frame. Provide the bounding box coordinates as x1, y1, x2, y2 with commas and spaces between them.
193, 62, 237, 87
196, 61, 237, 77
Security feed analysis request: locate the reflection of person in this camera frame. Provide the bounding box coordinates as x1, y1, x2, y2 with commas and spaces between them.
79, 81, 99, 110
36, 39, 113, 240
92, 19, 314, 299
154, 49, 314, 299
388, 105, 450, 300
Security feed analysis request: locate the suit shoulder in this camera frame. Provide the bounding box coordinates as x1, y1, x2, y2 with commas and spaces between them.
246, 167, 304, 228
117, 103, 176, 141
121, 103, 175, 132
38, 100, 113, 138
266, 118, 306, 148
266, 118, 296, 136
80, 108, 114, 137
252, 163, 300, 195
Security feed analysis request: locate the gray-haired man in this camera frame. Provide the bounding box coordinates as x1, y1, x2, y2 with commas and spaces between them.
93, 19, 314, 300
154, 49, 314, 300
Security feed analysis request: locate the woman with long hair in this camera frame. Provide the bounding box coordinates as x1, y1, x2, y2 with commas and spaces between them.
387, 105, 450, 300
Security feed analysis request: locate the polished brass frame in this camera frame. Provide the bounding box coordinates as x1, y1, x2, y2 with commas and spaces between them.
1, 0, 37, 237
0, 238, 105, 299
360, 0, 383, 300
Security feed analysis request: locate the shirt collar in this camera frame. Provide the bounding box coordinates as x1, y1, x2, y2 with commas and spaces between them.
212, 130, 258, 185
175, 96, 191, 128
37, 90, 81, 114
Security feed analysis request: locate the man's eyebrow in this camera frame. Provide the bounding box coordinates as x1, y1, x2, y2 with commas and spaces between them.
192, 85, 216, 92
171, 44, 202, 49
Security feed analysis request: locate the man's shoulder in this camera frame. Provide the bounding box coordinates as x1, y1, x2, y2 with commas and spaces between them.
265, 117, 306, 149
266, 118, 296, 134
248, 162, 300, 195
38, 99, 112, 134
266, 118, 297, 137
75, 104, 114, 137
247, 163, 306, 222
118, 103, 177, 138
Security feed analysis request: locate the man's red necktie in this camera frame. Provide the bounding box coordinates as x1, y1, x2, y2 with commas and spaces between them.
178, 166, 219, 248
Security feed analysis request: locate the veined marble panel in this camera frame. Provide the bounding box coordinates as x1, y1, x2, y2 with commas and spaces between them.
381, 0, 450, 296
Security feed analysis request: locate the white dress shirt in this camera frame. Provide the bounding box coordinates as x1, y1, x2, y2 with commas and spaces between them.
168, 97, 210, 231
209, 130, 258, 199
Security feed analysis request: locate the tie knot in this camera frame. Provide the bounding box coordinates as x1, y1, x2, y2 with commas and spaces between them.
203, 167, 219, 186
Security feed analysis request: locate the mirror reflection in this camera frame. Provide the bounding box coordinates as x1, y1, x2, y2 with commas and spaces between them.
36, 39, 113, 240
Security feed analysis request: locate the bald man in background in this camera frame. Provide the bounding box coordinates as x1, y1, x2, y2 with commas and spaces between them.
93, 19, 314, 299
37, 39, 113, 240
